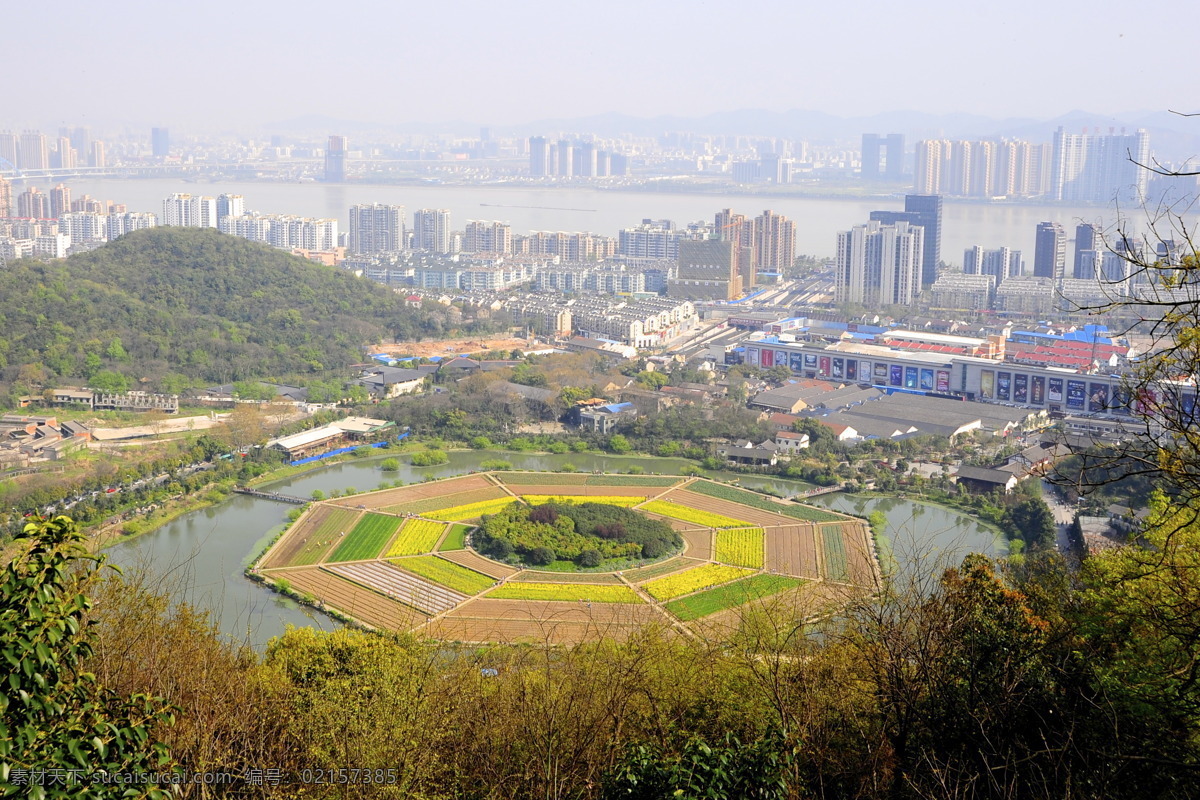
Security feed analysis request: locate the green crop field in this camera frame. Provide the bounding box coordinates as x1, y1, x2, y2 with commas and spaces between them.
586, 475, 681, 487
665, 574, 805, 621
686, 480, 843, 523
437, 523, 472, 552
327, 513, 403, 562
486, 582, 641, 603
287, 507, 361, 566
499, 473, 591, 485
641, 500, 751, 529
821, 524, 849, 582
385, 518, 446, 557
714, 528, 765, 568
391, 556, 495, 595
641, 564, 756, 601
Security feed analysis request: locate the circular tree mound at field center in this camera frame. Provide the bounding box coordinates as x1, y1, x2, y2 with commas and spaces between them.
475, 501, 682, 567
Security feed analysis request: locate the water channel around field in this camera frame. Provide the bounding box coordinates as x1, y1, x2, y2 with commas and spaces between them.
105, 451, 1004, 648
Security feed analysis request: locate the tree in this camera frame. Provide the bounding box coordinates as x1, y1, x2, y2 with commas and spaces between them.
221, 403, 266, 452
608, 434, 632, 454
89, 369, 130, 394
0, 516, 175, 795
1005, 495, 1056, 549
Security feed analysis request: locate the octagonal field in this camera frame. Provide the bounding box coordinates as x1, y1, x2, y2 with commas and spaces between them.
253, 471, 879, 643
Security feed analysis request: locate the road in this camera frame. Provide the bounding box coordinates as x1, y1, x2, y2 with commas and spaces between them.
1041, 478, 1077, 555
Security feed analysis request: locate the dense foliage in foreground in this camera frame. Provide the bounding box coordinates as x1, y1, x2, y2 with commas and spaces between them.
9, 505, 1200, 799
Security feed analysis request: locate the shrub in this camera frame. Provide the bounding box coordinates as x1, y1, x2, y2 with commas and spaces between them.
380, 458, 400, 472
311, 489, 325, 501
529, 546, 556, 565
628, 465, 645, 475
480, 459, 513, 470
560, 463, 578, 473
547, 442, 569, 454
469, 436, 493, 449
411, 450, 450, 467
489, 538, 514, 559
577, 548, 602, 567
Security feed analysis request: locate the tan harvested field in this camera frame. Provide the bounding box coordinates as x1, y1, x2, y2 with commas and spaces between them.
765, 524, 820, 579
618, 556, 706, 582
437, 549, 520, 579
376, 336, 532, 359
324, 562, 466, 615
505, 485, 668, 498
443, 598, 661, 626
837, 520, 879, 588
330, 474, 496, 510
427, 617, 631, 645
269, 567, 424, 631
260, 504, 335, 569
679, 529, 714, 560
661, 489, 797, 526
511, 570, 625, 584
692, 581, 862, 635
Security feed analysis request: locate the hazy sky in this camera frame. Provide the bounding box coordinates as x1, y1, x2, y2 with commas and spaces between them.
7, 0, 1196, 132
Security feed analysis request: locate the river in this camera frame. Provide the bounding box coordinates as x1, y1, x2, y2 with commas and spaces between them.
105, 452, 1004, 648
50, 176, 1146, 262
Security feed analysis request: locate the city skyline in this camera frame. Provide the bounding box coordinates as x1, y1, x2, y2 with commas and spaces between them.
3, 0, 1195, 132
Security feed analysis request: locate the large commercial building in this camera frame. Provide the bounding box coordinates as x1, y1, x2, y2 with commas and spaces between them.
836, 220, 924, 307
669, 239, 742, 301
869, 194, 941, 287
349, 203, 405, 254
1051, 127, 1149, 204
728, 334, 1147, 420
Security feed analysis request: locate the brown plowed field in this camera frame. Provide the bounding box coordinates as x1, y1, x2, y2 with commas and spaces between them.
503, 485, 658, 498
324, 562, 466, 614
448, 598, 661, 625
692, 581, 858, 634
836, 520, 878, 588
765, 524, 820, 579
269, 567, 424, 631
647, 516, 712, 535
260, 504, 335, 569
619, 556, 706, 582
427, 617, 631, 645
680, 529, 713, 560
437, 549, 520, 578
330, 474, 495, 510
661, 490, 796, 526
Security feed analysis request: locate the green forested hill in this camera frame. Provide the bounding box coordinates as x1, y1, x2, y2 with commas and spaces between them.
0, 228, 444, 390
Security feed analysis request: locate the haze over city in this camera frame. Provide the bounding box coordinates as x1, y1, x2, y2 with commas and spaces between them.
6, 0, 1198, 132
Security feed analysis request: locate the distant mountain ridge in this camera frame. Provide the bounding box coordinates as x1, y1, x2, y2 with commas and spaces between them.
266, 108, 1200, 160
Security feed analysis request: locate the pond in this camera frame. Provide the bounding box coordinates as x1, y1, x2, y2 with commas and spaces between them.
106, 450, 1000, 646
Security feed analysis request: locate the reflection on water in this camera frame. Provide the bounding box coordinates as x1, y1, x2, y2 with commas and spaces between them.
810, 494, 1007, 580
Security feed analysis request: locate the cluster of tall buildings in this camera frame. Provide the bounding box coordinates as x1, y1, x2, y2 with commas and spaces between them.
1, 128, 107, 171
910, 128, 1150, 203
163, 192, 338, 252
835, 195, 943, 307
528, 137, 629, 178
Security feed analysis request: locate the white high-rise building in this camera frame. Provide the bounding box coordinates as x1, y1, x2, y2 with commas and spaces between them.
59, 212, 109, 244
162, 193, 217, 227
1051, 127, 1150, 204
464, 220, 512, 254
108, 212, 157, 240
349, 203, 405, 253
216, 194, 245, 224
836, 220, 924, 307
413, 208, 451, 253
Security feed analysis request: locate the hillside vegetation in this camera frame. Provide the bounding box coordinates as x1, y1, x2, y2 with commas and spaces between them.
0, 228, 459, 390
